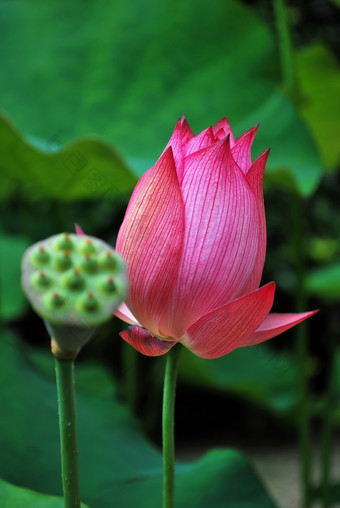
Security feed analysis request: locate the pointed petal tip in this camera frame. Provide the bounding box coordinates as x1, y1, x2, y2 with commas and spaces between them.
163, 145, 174, 157
305, 309, 319, 318
261, 147, 270, 159
239, 124, 259, 138
255, 280, 276, 305
208, 134, 232, 160
251, 124, 259, 139
173, 117, 182, 129
247, 147, 271, 177
212, 117, 235, 141
241, 308, 319, 347
75, 223, 85, 236
253, 280, 276, 294
158, 145, 176, 170
171, 117, 189, 137
220, 132, 231, 149
177, 115, 193, 136
216, 132, 231, 148
220, 116, 229, 123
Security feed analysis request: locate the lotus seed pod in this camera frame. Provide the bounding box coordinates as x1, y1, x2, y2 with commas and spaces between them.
21, 232, 128, 352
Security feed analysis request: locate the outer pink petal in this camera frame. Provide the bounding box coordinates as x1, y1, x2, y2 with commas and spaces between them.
120, 325, 176, 357
116, 147, 185, 336
242, 149, 270, 294
231, 125, 258, 174
241, 310, 319, 347
183, 282, 276, 359
159, 138, 260, 339
115, 303, 139, 326
75, 223, 85, 235
180, 116, 195, 143
183, 127, 215, 158
212, 118, 235, 146
163, 117, 194, 181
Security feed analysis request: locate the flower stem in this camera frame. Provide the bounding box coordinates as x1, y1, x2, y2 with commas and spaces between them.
292, 194, 313, 508
55, 356, 81, 508
320, 335, 336, 508
273, 0, 314, 505
162, 344, 181, 508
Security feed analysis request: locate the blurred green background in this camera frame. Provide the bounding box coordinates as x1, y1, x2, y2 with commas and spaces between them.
0, 0, 339, 507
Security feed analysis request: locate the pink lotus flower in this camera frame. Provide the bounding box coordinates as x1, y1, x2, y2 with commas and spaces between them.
114, 117, 316, 359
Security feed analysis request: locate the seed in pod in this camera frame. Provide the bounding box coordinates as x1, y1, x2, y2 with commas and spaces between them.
30, 246, 50, 267
44, 291, 66, 310
98, 251, 118, 271
81, 253, 98, 274
100, 276, 117, 294
79, 291, 99, 312
78, 238, 97, 255
31, 271, 52, 291
54, 250, 72, 271
63, 268, 85, 290
54, 233, 74, 251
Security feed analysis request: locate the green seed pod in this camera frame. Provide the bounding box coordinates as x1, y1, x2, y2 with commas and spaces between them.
21, 232, 128, 352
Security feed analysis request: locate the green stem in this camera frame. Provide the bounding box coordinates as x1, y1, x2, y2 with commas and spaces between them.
55, 357, 81, 508
320, 336, 336, 508
162, 344, 181, 508
273, 0, 313, 504
293, 195, 313, 508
